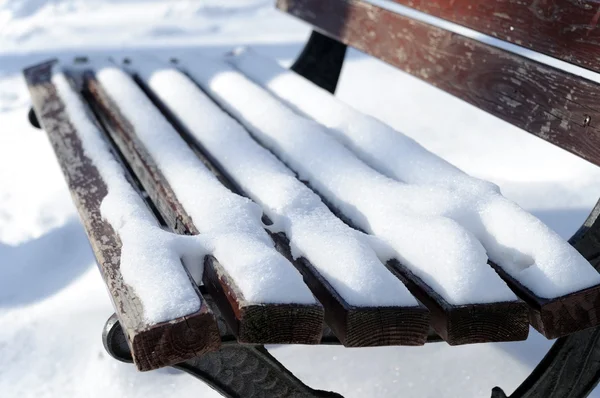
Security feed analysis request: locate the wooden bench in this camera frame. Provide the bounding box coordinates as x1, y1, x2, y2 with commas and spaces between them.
23, 0, 600, 397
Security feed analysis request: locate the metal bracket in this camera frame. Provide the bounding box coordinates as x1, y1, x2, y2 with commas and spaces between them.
493, 199, 600, 398
291, 31, 347, 94
492, 327, 600, 398
28, 107, 41, 129
103, 294, 344, 398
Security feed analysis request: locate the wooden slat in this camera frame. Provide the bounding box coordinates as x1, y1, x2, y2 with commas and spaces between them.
272, 234, 429, 346
80, 69, 324, 345
277, 0, 600, 168
490, 263, 600, 339
388, 0, 600, 76
381, 260, 528, 345
130, 62, 429, 347
23, 60, 221, 371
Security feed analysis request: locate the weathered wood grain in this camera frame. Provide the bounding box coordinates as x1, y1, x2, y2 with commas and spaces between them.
202, 255, 323, 344
23, 60, 221, 371
81, 69, 324, 345
506, 201, 600, 339
132, 63, 430, 347
277, 0, 600, 167
388, 0, 600, 76
272, 233, 429, 346
490, 264, 600, 339
384, 260, 529, 345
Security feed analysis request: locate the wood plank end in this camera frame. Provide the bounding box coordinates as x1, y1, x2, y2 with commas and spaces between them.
131, 301, 221, 371
343, 305, 429, 347
530, 284, 600, 339
441, 301, 529, 345
203, 255, 324, 345
239, 303, 324, 344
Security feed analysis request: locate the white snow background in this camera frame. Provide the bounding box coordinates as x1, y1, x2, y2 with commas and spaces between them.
2, 0, 600, 397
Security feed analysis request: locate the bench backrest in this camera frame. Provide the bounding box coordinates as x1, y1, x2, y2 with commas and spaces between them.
277, 0, 600, 168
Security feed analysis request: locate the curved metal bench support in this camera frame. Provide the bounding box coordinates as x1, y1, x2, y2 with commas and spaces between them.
103, 301, 344, 398
492, 327, 600, 398
492, 199, 600, 398
176, 346, 342, 398
28, 107, 41, 129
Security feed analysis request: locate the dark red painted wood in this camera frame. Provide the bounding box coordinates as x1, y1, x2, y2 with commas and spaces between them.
389, 0, 600, 75
277, 0, 600, 167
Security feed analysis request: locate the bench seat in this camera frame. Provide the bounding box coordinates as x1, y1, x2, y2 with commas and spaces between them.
24, 49, 600, 372
21, 1, 600, 397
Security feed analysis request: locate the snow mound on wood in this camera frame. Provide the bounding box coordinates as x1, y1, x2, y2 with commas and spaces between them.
181, 55, 519, 305
132, 59, 418, 307
227, 48, 600, 299
96, 65, 316, 306
53, 70, 204, 323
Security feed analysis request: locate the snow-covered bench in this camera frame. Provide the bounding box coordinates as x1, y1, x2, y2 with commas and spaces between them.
23, 0, 600, 397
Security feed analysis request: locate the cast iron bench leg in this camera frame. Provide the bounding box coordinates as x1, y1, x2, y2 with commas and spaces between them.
493, 200, 600, 398
103, 313, 343, 398
492, 327, 600, 398
178, 346, 341, 398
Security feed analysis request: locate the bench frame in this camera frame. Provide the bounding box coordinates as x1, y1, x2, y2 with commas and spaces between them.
92, 30, 600, 398
25, 7, 600, 398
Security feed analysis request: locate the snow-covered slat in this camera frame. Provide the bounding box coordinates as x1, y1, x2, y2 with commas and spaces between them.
182, 56, 530, 345
229, 48, 600, 339
128, 58, 431, 347
23, 61, 221, 371
81, 64, 324, 345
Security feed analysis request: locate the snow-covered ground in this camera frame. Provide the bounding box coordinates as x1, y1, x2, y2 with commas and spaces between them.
2, 0, 600, 397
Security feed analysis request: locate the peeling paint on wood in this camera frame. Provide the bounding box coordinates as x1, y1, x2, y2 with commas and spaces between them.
278, 0, 600, 168
23, 61, 221, 371
387, 0, 600, 75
